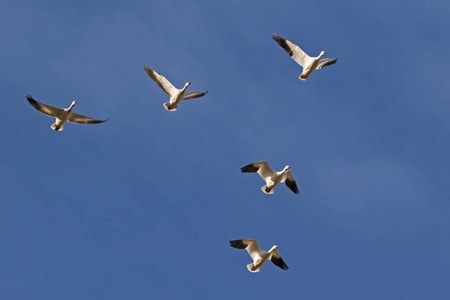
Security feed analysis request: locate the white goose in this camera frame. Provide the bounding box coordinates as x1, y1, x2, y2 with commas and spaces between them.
143, 66, 207, 111
241, 161, 299, 195
229, 239, 289, 273
26, 94, 108, 131
272, 34, 337, 81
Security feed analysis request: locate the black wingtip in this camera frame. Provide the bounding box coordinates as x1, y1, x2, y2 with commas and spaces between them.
143, 65, 152, 73
325, 59, 338, 66
285, 178, 300, 195
271, 256, 289, 270
241, 163, 259, 173
229, 240, 247, 249
26, 93, 37, 105
272, 34, 281, 43
272, 34, 294, 57
272, 33, 280, 40
90, 118, 109, 124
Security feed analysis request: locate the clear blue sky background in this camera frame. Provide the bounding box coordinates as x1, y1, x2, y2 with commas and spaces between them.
1, 0, 449, 299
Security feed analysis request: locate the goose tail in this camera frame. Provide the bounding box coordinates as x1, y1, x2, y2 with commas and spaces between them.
261, 185, 274, 194
247, 263, 261, 273
163, 102, 177, 111
51, 123, 63, 131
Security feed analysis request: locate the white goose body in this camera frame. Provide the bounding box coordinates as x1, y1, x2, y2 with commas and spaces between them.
229, 239, 289, 273
143, 66, 207, 111
241, 161, 299, 195
166, 82, 191, 111
265, 168, 287, 192
273, 34, 337, 81
300, 51, 326, 80
51, 101, 76, 131
26, 94, 108, 131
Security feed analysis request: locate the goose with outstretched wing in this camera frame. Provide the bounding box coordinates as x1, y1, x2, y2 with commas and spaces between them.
229, 239, 289, 273
272, 34, 337, 81
143, 66, 207, 111
241, 161, 299, 195
26, 94, 108, 131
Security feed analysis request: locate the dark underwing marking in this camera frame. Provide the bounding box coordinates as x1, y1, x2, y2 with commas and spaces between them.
273, 34, 294, 57
229, 240, 248, 249
241, 163, 259, 173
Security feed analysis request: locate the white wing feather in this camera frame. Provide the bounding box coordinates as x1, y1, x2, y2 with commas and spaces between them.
254, 162, 275, 180
273, 34, 310, 67
143, 66, 177, 97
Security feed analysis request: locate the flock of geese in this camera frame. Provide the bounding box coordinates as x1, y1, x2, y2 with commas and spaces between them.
26, 34, 337, 273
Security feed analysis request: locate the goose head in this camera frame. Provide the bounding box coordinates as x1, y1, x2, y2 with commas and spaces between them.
68, 101, 77, 110
282, 165, 291, 173
183, 82, 191, 90
269, 245, 279, 253
319, 51, 326, 58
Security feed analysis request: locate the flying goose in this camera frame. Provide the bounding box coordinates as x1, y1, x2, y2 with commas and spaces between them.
241, 161, 299, 195
272, 34, 337, 81
26, 94, 108, 131
229, 239, 289, 273
143, 66, 207, 111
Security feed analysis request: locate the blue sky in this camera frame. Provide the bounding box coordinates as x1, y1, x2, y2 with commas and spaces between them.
1, 0, 449, 299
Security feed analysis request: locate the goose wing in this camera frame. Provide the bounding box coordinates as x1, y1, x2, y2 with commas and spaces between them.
68, 112, 108, 124
143, 66, 177, 97
26, 94, 64, 117
241, 161, 274, 181
316, 58, 338, 70
229, 239, 262, 261
182, 90, 208, 100
272, 34, 308, 67
270, 249, 289, 270
282, 171, 299, 194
